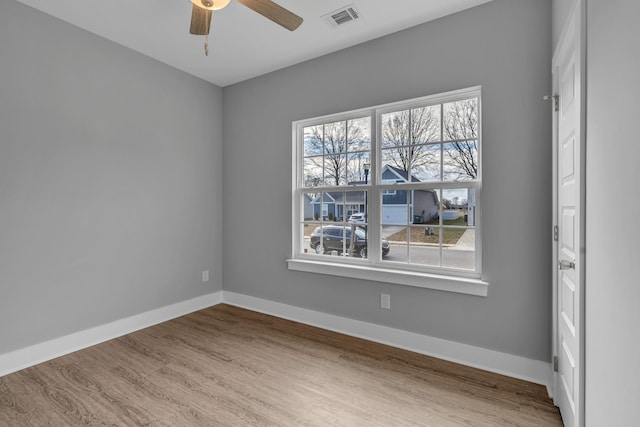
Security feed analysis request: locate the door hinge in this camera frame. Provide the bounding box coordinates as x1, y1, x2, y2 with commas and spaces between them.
553, 225, 558, 241
544, 94, 559, 112
553, 355, 559, 372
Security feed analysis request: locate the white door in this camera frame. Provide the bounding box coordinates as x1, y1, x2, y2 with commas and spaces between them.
552, 3, 584, 426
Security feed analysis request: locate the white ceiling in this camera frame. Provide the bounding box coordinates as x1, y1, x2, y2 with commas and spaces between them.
15, 0, 493, 87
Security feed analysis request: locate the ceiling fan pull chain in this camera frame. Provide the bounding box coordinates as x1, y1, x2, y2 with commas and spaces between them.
204, 35, 209, 56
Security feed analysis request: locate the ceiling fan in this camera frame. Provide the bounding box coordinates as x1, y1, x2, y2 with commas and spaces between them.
189, 0, 303, 37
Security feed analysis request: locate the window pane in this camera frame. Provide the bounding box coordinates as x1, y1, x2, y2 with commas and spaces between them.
348, 224, 368, 258
443, 141, 478, 181
382, 225, 408, 263
348, 117, 371, 152
443, 229, 476, 270
332, 191, 345, 223
343, 191, 367, 223
324, 121, 347, 154
305, 224, 322, 256
303, 157, 323, 187
314, 192, 334, 221
308, 224, 330, 256
410, 225, 441, 267
381, 148, 411, 176
442, 189, 472, 221
413, 188, 440, 224
443, 98, 478, 141
301, 221, 320, 254
303, 125, 324, 156
410, 144, 441, 182
347, 153, 372, 185
411, 105, 441, 143
381, 190, 409, 226
381, 110, 409, 149
324, 155, 347, 186
302, 192, 320, 221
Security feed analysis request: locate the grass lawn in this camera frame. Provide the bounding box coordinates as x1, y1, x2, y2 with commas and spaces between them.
303, 223, 320, 237
387, 217, 468, 245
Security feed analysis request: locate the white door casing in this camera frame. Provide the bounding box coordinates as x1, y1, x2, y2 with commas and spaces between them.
552, 2, 585, 426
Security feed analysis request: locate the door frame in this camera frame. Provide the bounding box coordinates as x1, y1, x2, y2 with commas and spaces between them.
551, 1, 586, 425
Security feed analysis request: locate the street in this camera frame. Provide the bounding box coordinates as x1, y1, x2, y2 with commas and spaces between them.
382, 243, 475, 270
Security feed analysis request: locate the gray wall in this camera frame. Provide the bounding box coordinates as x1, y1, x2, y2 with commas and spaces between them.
0, 2, 223, 353
585, 1, 640, 424
223, 0, 553, 361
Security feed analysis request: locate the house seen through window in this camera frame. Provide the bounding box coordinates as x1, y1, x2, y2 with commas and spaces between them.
292, 87, 482, 282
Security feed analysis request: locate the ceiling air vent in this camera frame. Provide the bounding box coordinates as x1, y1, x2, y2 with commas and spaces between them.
322, 4, 361, 28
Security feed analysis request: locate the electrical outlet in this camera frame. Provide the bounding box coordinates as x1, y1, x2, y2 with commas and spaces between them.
380, 293, 391, 310
202, 270, 209, 282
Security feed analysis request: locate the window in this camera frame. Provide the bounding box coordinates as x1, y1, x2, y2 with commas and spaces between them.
289, 87, 487, 296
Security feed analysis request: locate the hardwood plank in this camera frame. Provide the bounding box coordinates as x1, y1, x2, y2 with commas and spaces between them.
0, 304, 562, 426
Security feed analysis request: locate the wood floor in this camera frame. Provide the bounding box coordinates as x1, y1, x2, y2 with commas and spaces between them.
0, 304, 562, 426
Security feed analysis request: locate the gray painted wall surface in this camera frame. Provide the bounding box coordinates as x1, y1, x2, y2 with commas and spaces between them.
585, 1, 640, 424
223, 0, 553, 361
0, 2, 223, 353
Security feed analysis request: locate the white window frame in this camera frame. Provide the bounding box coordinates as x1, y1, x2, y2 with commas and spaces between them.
288, 87, 488, 297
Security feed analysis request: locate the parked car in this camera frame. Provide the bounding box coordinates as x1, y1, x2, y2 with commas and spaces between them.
310, 225, 390, 258
348, 212, 367, 223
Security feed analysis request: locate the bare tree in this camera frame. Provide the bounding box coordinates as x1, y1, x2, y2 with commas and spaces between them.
346, 152, 369, 183
324, 121, 347, 185
303, 174, 322, 188
443, 99, 478, 180
381, 107, 440, 177
304, 120, 367, 186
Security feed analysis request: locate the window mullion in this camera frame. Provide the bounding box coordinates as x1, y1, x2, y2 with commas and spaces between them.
440, 103, 444, 185
407, 109, 413, 264
368, 109, 381, 263
439, 100, 444, 268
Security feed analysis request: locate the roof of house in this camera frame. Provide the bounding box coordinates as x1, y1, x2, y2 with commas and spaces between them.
384, 165, 421, 183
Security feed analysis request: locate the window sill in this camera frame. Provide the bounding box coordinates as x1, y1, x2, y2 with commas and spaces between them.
286, 258, 488, 297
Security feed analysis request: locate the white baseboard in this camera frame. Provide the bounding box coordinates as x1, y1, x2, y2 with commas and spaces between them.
0, 289, 552, 393
0, 291, 223, 377
222, 291, 552, 388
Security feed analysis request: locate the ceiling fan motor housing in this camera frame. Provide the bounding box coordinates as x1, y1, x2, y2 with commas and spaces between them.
192, 0, 231, 11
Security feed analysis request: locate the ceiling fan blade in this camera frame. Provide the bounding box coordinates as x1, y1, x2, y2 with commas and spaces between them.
190, 4, 212, 35
237, 0, 303, 31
